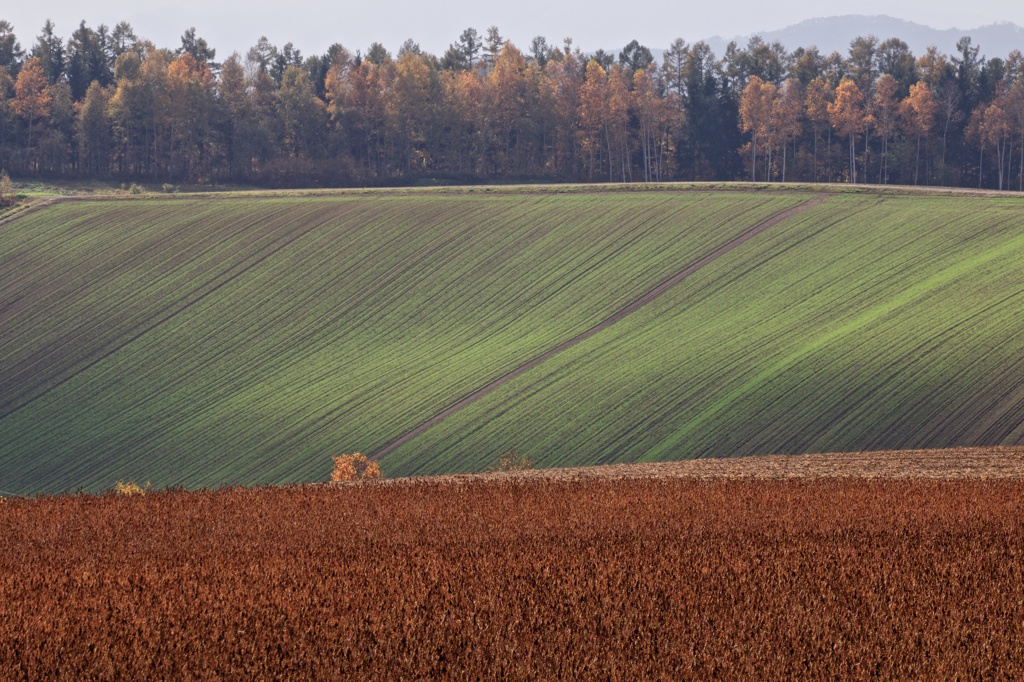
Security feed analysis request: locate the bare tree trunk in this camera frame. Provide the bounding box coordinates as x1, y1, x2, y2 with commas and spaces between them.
849, 134, 856, 183
863, 127, 870, 184
942, 124, 948, 169
1007, 134, 1013, 190
826, 127, 831, 182
751, 132, 757, 182
605, 124, 612, 182
979, 144, 983, 188
782, 137, 787, 182
998, 137, 1005, 190
915, 135, 921, 185
879, 133, 886, 184
813, 130, 818, 181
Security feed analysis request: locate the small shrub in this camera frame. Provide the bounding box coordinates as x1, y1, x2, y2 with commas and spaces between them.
128, 183, 143, 195
162, 183, 177, 194
114, 480, 150, 496
0, 171, 14, 207
491, 445, 534, 472
331, 453, 381, 482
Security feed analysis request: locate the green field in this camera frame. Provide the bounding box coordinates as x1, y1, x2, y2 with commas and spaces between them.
2, 188, 1023, 493
385, 193, 1024, 475
1, 191, 804, 493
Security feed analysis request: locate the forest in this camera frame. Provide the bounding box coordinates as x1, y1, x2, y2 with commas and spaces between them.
0, 19, 1023, 189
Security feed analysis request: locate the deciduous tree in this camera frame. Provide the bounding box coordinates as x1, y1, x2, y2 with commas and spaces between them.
76, 80, 110, 175
773, 79, 803, 182
873, 74, 899, 183
804, 77, 832, 181
829, 77, 869, 183
739, 75, 777, 181
900, 81, 937, 184
13, 57, 51, 160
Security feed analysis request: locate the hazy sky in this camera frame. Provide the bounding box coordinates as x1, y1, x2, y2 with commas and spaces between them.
3, 0, 1023, 57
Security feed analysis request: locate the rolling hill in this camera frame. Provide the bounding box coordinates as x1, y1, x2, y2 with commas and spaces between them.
2, 186, 1023, 493
705, 15, 1024, 59
0, 189, 799, 493
387, 192, 1024, 475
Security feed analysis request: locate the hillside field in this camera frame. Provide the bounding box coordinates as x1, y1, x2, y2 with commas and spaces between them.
389, 191, 1024, 475
2, 187, 1024, 492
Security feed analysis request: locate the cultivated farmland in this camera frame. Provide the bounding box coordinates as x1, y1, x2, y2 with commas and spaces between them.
2, 468, 1023, 678
385, 192, 1024, 475
0, 190, 800, 493
3, 188, 1024, 493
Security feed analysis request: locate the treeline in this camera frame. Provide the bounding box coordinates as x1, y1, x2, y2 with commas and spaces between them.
1, 19, 1023, 189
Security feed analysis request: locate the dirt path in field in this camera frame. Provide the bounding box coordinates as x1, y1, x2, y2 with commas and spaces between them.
357, 447, 1024, 486
371, 196, 825, 461
0, 197, 61, 228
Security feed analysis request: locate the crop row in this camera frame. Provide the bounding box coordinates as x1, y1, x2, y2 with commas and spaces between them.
0, 192, 800, 493
1, 478, 1022, 678
387, 194, 1024, 474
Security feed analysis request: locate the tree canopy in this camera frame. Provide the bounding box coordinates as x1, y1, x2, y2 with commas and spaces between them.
0, 19, 1023, 190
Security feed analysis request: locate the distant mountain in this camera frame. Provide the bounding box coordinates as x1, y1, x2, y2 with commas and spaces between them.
705, 15, 1024, 59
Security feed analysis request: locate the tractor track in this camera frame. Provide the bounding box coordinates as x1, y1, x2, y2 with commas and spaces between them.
371, 196, 825, 461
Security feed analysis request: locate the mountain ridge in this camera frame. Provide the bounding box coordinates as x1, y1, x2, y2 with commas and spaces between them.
702, 14, 1024, 59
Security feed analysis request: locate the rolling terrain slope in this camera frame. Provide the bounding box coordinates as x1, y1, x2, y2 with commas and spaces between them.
3, 188, 1024, 493
385, 193, 1024, 475
0, 191, 800, 493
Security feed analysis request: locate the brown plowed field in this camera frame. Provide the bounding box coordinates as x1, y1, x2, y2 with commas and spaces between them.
387, 446, 1024, 485
3, 449, 1024, 679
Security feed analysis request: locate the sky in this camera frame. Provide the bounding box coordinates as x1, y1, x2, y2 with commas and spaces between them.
2, 0, 1023, 58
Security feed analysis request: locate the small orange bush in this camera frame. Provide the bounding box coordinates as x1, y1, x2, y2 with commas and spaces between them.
114, 481, 149, 496
331, 453, 381, 482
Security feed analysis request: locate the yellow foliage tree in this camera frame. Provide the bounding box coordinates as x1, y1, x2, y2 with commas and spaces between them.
0, 170, 13, 207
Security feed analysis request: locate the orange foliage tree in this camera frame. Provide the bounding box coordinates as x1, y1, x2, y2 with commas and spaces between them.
631, 68, 670, 182
544, 47, 582, 178
13, 57, 51, 159
804, 77, 833, 182
900, 81, 937, 184
604, 65, 631, 182
979, 96, 1012, 190
739, 76, 778, 181
578, 60, 607, 180
828, 78, 870, 183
